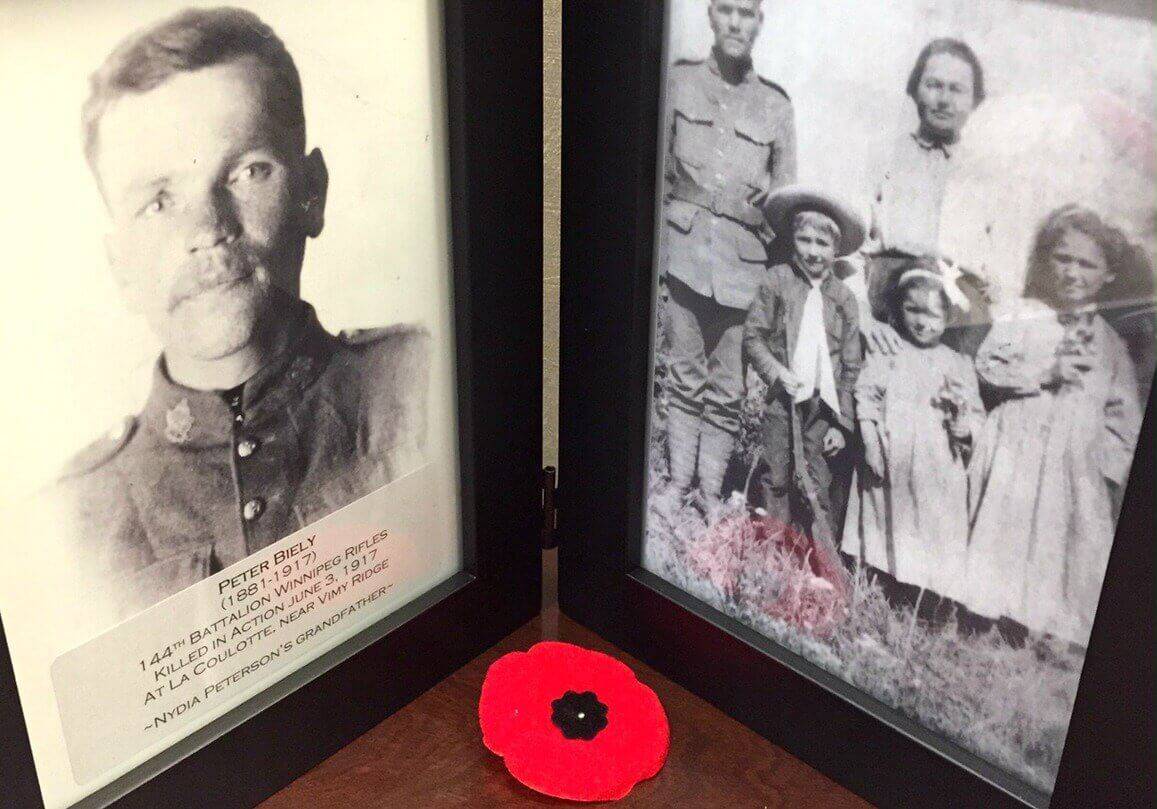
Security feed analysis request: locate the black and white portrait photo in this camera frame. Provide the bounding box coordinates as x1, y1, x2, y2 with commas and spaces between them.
0, 2, 462, 804
50, 6, 432, 621
643, 0, 1155, 799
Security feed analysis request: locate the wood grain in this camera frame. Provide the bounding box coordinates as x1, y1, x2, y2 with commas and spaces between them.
260, 552, 871, 808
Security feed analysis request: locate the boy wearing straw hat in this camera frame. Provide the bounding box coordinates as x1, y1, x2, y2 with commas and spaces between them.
743, 186, 864, 532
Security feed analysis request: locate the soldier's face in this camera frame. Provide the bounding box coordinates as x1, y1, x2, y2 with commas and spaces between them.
792, 223, 837, 280
709, 0, 762, 61
95, 57, 327, 363
915, 52, 976, 140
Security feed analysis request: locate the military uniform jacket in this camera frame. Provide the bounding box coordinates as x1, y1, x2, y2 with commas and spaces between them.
48, 303, 429, 626
663, 50, 796, 310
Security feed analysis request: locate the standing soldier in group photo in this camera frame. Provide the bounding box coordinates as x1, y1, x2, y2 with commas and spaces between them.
660, 0, 796, 505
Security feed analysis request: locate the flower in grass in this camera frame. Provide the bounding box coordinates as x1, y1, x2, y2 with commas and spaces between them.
685, 509, 761, 594
479, 641, 669, 802
687, 510, 848, 636
761, 563, 845, 638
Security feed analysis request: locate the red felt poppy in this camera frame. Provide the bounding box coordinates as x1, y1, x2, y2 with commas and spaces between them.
479, 641, 669, 802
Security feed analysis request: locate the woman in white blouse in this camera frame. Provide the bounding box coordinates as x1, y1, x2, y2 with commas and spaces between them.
855, 38, 993, 357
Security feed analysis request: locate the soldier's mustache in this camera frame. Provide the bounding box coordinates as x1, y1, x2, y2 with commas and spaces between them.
169, 248, 260, 310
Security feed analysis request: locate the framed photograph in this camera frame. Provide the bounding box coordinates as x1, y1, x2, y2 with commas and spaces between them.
0, 2, 541, 807
561, 1, 1154, 807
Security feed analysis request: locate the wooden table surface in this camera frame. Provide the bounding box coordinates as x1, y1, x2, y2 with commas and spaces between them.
260, 553, 871, 808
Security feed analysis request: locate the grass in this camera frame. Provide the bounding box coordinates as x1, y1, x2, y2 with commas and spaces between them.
644, 289, 1081, 795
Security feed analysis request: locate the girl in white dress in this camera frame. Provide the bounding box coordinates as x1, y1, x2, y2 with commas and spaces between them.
842, 265, 983, 610
965, 205, 1146, 648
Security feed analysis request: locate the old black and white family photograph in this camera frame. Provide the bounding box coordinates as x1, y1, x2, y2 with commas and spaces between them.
643, 0, 1155, 794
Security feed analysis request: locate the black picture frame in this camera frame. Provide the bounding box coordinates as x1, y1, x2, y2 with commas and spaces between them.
559, 2, 1153, 807
0, 2, 542, 807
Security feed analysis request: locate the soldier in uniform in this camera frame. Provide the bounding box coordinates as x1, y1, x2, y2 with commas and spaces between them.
660, 0, 796, 502
45, 7, 429, 627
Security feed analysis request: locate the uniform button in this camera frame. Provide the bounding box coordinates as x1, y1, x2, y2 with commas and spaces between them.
237, 438, 259, 458
242, 498, 265, 521
234, 412, 245, 424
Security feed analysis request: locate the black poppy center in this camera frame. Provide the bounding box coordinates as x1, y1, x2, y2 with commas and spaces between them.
550, 690, 609, 741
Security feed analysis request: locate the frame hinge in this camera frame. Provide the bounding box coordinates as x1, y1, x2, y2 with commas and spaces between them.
541, 466, 558, 550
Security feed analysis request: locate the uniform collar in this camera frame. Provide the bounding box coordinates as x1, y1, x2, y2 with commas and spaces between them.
707, 47, 754, 85
141, 301, 338, 447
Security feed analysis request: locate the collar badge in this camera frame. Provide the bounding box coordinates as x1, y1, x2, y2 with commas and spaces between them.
164, 398, 195, 444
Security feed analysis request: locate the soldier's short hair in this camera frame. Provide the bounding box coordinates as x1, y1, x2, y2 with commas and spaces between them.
791, 210, 842, 251
82, 6, 305, 173
906, 38, 985, 107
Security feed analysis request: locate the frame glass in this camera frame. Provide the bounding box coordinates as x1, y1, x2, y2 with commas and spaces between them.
0, 2, 542, 807
560, 2, 1154, 807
